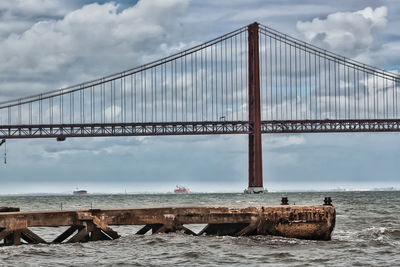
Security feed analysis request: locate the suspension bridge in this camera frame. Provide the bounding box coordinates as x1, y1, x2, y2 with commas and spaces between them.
0, 22, 399, 193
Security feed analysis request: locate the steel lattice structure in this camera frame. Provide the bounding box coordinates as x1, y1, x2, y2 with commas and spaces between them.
3, 119, 400, 139
0, 121, 249, 139
0, 22, 399, 191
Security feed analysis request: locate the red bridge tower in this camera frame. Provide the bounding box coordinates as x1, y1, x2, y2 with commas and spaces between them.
245, 22, 264, 194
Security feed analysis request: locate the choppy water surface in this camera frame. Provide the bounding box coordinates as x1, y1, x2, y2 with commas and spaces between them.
0, 192, 399, 266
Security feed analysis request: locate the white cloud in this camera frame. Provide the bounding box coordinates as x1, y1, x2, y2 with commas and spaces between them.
296, 6, 388, 61
0, 0, 189, 99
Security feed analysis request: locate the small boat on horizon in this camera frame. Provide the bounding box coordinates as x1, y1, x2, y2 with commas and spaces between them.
174, 185, 190, 194
73, 188, 87, 195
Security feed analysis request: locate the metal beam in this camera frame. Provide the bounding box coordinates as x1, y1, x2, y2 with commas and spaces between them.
2, 119, 400, 139
0, 121, 250, 139
261, 119, 400, 133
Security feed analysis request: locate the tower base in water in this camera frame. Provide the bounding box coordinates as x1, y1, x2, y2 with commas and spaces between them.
244, 187, 265, 194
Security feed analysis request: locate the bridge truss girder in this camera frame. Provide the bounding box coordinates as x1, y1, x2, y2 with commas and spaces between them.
1, 119, 400, 139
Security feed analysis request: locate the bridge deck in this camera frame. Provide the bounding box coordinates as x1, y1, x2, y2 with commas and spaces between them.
1, 119, 400, 139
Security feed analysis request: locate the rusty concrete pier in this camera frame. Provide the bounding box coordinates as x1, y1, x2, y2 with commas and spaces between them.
0, 205, 335, 246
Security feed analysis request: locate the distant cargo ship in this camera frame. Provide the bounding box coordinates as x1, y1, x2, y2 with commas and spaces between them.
73, 188, 87, 195
174, 185, 189, 194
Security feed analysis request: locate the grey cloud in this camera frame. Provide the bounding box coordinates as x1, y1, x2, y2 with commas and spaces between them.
0, 0, 74, 38
296, 6, 388, 62
0, 0, 190, 100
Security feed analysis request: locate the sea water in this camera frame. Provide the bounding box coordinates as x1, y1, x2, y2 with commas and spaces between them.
0, 191, 399, 266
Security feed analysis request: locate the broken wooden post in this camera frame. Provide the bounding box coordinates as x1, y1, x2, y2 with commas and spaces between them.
21, 229, 47, 244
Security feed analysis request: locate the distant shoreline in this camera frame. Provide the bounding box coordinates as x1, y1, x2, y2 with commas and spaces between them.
0, 189, 399, 197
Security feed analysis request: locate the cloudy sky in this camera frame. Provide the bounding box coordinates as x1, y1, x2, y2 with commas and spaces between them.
0, 0, 400, 194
